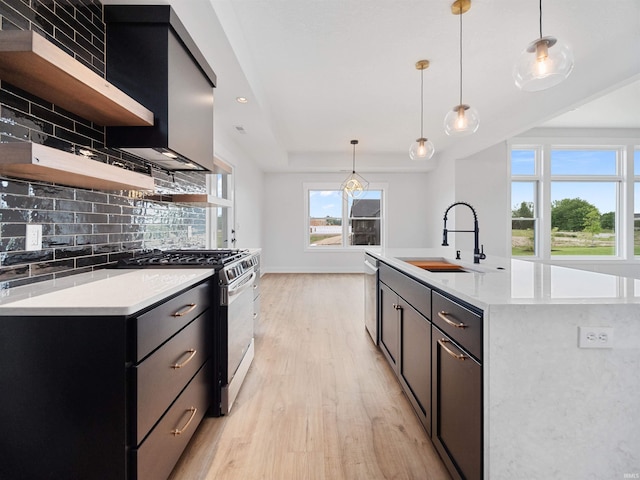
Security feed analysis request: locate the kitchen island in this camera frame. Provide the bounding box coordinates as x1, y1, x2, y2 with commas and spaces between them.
368, 248, 640, 480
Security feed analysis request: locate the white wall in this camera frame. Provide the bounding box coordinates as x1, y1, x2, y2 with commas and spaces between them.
214, 134, 264, 249
262, 172, 436, 273
453, 142, 510, 260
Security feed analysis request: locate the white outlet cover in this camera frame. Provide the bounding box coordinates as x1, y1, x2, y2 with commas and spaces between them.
25, 224, 42, 251
578, 326, 614, 349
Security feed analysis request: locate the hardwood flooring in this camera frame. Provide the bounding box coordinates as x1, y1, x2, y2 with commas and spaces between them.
169, 273, 450, 480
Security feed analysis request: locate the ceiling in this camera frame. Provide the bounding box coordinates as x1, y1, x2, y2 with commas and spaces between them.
105, 1, 640, 173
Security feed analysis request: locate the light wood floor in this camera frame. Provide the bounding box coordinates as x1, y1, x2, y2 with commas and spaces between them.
169, 273, 450, 480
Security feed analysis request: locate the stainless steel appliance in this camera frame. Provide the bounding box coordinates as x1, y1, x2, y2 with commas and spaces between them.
364, 253, 379, 344
117, 249, 257, 415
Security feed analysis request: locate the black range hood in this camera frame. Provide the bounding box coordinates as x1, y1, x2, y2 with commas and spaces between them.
105, 5, 217, 171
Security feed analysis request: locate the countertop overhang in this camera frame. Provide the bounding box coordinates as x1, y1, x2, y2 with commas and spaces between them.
0, 268, 215, 316
368, 247, 640, 308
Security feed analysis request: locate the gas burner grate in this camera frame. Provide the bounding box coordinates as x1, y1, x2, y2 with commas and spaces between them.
117, 249, 250, 268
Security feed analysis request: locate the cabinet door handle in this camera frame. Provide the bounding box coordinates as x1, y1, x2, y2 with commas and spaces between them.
437, 310, 467, 329
172, 303, 197, 317
171, 349, 197, 369
438, 338, 468, 361
171, 407, 198, 436
392, 303, 403, 311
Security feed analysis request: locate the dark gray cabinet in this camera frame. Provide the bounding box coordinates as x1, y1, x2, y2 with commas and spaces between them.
379, 281, 400, 370
399, 301, 431, 433
376, 260, 484, 479
432, 327, 482, 480
379, 263, 432, 433
0, 278, 213, 480
431, 292, 483, 480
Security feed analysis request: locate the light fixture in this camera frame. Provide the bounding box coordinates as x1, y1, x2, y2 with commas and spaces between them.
161, 150, 178, 159
236, 96, 248, 103
341, 139, 368, 199
444, 0, 479, 137
409, 60, 435, 161
513, 0, 574, 91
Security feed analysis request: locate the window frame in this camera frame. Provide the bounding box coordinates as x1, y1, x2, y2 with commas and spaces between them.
509, 139, 635, 261
303, 182, 386, 251
205, 157, 234, 248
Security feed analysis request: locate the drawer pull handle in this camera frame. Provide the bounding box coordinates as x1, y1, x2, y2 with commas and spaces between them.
438, 311, 467, 329
171, 407, 197, 436
438, 338, 467, 361
171, 349, 197, 369
172, 303, 197, 317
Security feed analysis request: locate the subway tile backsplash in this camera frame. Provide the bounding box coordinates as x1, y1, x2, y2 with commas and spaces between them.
0, 0, 209, 290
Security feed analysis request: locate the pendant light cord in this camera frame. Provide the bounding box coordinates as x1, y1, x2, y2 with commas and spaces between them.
352, 143, 356, 174
420, 67, 424, 137
539, 0, 543, 38
458, 1, 463, 106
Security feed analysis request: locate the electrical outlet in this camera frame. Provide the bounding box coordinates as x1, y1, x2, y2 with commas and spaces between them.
578, 326, 613, 349
25, 224, 42, 251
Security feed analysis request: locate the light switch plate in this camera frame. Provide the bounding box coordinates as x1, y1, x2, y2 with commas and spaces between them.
578, 326, 613, 349
25, 224, 42, 251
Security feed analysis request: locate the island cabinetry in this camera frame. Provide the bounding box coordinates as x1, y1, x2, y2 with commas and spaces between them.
378, 262, 432, 433
431, 291, 483, 480
432, 291, 482, 361
0, 278, 212, 480
379, 281, 400, 370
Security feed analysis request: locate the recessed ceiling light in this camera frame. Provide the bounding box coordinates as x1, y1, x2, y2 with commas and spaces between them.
236, 97, 248, 104
161, 151, 178, 159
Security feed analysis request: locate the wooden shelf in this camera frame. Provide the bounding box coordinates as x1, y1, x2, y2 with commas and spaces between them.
0, 142, 155, 191
145, 194, 232, 207
0, 30, 154, 127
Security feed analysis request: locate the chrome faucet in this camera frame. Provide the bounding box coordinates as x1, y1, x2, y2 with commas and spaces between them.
442, 201, 486, 264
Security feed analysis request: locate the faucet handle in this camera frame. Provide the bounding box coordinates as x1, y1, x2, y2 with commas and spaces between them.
479, 244, 486, 260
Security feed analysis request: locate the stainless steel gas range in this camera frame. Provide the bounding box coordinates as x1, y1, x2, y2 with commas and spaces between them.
118, 249, 258, 415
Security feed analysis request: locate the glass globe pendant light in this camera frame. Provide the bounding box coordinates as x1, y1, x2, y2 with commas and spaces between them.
444, 0, 479, 137
341, 139, 369, 199
513, 0, 574, 91
409, 60, 435, 161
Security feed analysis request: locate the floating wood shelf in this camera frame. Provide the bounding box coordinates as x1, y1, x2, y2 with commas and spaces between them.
0, 30, 154, 127
0, 143, 155, 191
145, 194, 232, 207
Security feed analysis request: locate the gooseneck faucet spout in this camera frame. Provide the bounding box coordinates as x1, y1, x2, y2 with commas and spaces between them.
442, 201, 486, 264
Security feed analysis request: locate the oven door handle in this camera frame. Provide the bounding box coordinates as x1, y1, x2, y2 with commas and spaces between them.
228, 271, 257, 299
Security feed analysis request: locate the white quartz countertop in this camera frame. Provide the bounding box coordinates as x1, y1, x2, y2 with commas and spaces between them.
368, 247, 640, 309
0, 268, 215, 316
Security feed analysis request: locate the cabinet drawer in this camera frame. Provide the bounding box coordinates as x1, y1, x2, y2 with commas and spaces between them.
134, 362, 210, 480
135, 313, 209, 445
379, 263, 431, 319
135, 281, 210, 361
432, 291, 482, 361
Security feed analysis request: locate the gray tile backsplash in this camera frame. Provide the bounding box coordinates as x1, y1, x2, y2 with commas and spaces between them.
0, 0, 209, 290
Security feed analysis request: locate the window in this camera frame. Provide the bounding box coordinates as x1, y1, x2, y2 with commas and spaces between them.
511, 149, 539, 256
206, 158, 234, 248
306, 185, 384, 248
511, 144, 628, 259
